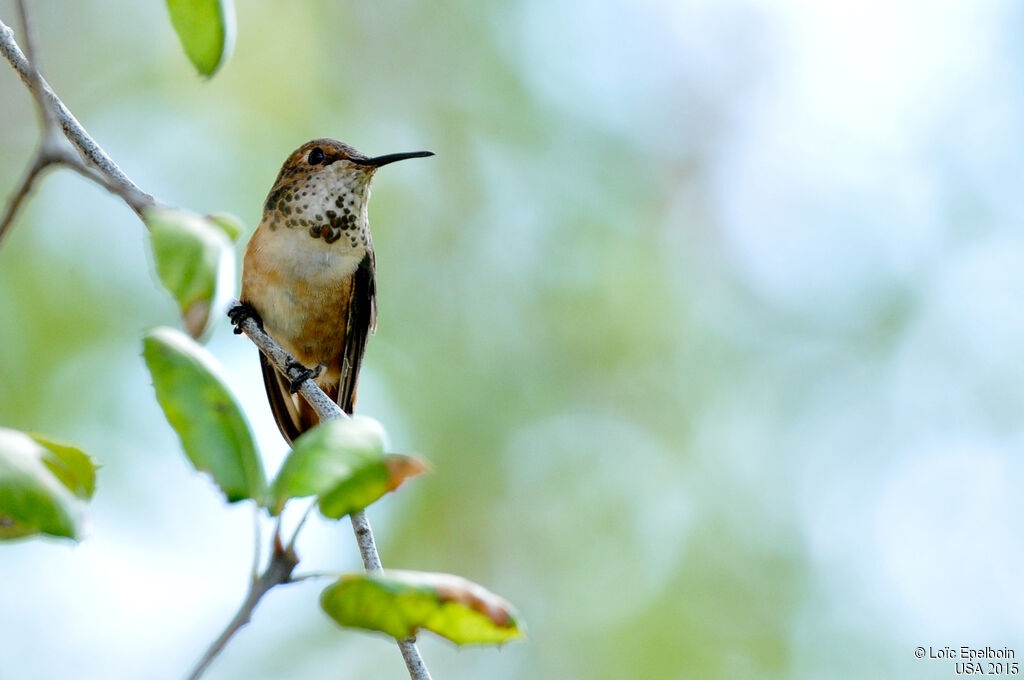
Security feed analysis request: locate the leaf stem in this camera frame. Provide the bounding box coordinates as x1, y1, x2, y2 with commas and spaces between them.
286, 500, 317, 553
250, 504, 262, 582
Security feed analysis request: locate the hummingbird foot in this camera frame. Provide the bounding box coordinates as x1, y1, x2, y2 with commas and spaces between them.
286, 360, 323, 393
228, 301, 264, 335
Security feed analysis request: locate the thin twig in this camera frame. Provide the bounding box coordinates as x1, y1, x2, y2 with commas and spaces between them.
0, 2, 54, 246
186, 543, 299, 680
0, 15, 154, 232
0, 134, 110, 247
0, 18, 153, 209
13, 0, 34, 62
57, 147, 156, 209
289, 571, 338, 583
14, 0, 51, 129
0, 154, 47, 246
230, 302, 433, 680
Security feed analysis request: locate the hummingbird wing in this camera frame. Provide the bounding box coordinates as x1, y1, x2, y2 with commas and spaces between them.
337, 251, 377, 414
252, 250, 376, 444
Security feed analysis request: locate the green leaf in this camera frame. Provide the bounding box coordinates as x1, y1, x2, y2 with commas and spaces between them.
29, 433, 97, 500
0, 427, 95, 541
144, 207, 234, 340
166, 0, 236, 77
320, 570, 525, 645
269, 417, 427, 517
206, 212, 246, 241
143, 327, 266, 505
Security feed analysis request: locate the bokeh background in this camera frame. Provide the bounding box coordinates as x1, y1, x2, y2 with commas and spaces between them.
2, 0, 1023, 678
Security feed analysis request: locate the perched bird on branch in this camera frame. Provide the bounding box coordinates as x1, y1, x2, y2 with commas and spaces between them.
230, 139, 432, 443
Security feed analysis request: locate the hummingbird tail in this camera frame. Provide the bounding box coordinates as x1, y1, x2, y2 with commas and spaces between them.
260, 352, 305, 445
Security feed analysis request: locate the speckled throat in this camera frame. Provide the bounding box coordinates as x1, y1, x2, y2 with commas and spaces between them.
263, 160, 373, 247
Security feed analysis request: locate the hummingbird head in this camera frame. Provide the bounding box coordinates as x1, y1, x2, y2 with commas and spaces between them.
263, 138, 433, 244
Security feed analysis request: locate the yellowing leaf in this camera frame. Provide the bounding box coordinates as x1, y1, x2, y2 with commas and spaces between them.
320, 570, 525, 645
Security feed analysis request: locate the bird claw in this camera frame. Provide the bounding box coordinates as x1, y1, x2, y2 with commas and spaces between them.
286, 360, 322, 393
228, 301, 263, 335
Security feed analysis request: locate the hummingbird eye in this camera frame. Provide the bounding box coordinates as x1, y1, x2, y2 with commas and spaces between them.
307, 147, 325, 165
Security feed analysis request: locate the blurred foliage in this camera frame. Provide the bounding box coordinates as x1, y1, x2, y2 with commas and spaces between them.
29, 431, 98, 501
144, 208, 234, 338
165, 0, 235, 77
1, 0, 1023, 679
0, 426, 96, 541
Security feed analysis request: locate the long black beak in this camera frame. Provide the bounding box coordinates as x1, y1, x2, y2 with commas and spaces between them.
350, 151, 434, 167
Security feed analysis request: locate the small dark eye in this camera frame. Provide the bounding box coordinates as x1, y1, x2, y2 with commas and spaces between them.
308, 147, 325, 165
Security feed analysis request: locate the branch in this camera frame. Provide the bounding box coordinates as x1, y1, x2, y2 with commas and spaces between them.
229, 301, 433, 680
0, 11, 155, 247
186, 534, 299, 680
13, 0, 50, 127
230, 306, 346, 423
0, 153, 47, 246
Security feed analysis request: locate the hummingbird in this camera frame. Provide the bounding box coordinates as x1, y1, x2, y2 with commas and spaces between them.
229, 139, 433, 444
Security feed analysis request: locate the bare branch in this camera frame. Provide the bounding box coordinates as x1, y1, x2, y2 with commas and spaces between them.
0, 153, 46, 247
228, 301, 433, 680
0, 16, 154, 220
398, 639, 433, 680
0, 3, 63, 245
0, 5, 154, 243
186, 543, 299, 680
228, 305, 347, 422
13, 0, 34, 62
57, 149, 153, 209
13, 0, 52, 130
350, 511, 383, 571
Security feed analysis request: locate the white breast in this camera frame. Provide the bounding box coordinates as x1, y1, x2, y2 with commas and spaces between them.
259, 225, 365, 284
